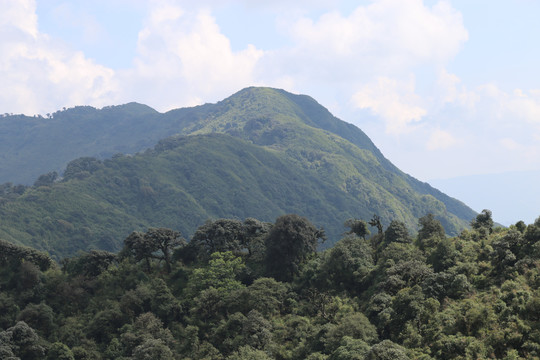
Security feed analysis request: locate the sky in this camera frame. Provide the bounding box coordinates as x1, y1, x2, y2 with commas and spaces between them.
1, 0, 539, 224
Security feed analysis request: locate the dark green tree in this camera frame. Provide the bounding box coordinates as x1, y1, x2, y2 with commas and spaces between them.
524, 217, 540, 257
120, 312, 175, 358
121, 228, 184, 273
233, 277, 291, 316
226, 345, 272, 360
328, 336, 370, 360
63, 157, 103, 181
384, 220, 411, 245
366, 340, 409, 360
33, 171, 58, 187
86, 306, 125, 344
0, 321, 45, 360
17, 303, 56, 336
429, 237, 459, 272
265, 214, 325, 282
0, 293, 19, 329
189, 219, 246, 261
0, 239, 53, 271
471, 209, 494, 234
369, 215, 384, 235
132, 338, 174, 360
417, 214, 445, 244
242, 217, 272, 260
514, 220, 527, 233
323, 312, 378, 352
322, 234, 374, 293
241, 309, 273, 350
62, 250, 117, 277
344, 219, 370, 239
187, 218, 271, 264
121, 231, 156, 271
46, 342, 74, 360
144, 228, 184, 273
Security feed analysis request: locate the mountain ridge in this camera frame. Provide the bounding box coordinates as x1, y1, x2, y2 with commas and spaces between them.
0, 87, 476, 258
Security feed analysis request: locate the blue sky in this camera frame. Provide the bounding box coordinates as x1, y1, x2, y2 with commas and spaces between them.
2, 0, 540, 224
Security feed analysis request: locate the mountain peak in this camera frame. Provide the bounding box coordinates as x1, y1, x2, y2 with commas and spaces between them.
0, 88, 476, 257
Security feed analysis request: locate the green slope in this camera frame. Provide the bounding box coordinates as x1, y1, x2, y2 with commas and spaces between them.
0, 102, 212, 184
165, 87, 476, 224
0, 87, 476, 259
0, 133, 469, 260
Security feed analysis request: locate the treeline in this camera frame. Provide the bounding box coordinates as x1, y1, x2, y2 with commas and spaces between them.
1, 211, 540, 359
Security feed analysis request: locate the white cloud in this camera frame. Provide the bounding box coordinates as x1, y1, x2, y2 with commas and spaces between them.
499, 138, 539, 165
506, 89, 540, 124
1, 0, 470, 116
282, 0, 467, 76
426, 129, 459, 150
0, 0, 38, 38
257, 0, 469, 135
119, 1, 264, 110
351, 76, 427, 134
500, 138, 522, 151
0, 0, 265, 114
435, 68, 477, 109
0, 0, 117, 114
472, 84, 540, 130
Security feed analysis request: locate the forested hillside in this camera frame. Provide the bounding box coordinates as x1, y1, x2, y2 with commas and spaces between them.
0, 103, 161, 184
1, 212, 539, 359
0, 88, 475, 259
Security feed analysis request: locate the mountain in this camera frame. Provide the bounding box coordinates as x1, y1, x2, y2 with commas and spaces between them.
0, 87, 476, 259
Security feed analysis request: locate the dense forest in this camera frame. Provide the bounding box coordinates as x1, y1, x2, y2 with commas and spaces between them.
2, 210, 539, 359
0, 132, 472, 260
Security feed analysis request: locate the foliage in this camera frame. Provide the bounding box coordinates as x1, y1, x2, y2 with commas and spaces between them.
120, 228, 184, 273
265, 214, 325, 281
0, 213, 540, 358
383, 220, 412, 245
344, 219, 370, 239
471, 209, 494, 234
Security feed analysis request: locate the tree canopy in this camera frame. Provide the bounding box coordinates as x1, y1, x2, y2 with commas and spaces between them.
1, 212, 539, 359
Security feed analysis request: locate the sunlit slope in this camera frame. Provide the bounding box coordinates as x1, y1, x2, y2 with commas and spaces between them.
167, 87, 476, 227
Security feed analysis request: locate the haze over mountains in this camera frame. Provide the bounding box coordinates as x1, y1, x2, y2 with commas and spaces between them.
431, 170, 540, 226
0, 87, 476, 259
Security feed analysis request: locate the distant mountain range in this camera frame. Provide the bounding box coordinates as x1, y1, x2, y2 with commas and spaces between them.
430, 170, 540, 226
0, 87, 476, 259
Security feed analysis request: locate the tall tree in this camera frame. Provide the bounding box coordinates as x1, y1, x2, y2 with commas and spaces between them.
344, 218, 370, 240
417, 214, 445, 253
417, 214, 445, 242
471, 209, 494, 234
384, 220, 411, 245
121, 228, 184, 273
369, 215, 384, 235
145, 228, 184, 273
265, 214, 325, 282
188, 218, 272, 263
189, 219, 246, 261
121, 231, 157, 272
